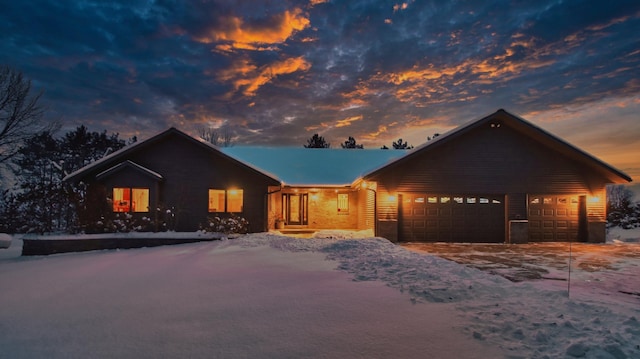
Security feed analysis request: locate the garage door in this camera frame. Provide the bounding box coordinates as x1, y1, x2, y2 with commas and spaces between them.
400, 193, 505, 243
528, 195, 580, 241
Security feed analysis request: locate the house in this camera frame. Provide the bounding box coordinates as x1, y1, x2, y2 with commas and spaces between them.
63, 128, 281, 232
65, 109, 632, 243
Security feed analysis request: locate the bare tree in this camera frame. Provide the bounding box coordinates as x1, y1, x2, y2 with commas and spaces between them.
0, 66, 49, 164
199, 127, 234, 147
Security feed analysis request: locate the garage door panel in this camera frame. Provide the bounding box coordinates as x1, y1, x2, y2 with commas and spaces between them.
400, 193, 504, 243
528, 194, 579, 242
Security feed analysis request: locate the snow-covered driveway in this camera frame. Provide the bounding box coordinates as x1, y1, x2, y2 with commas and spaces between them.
0, 237, 501, 359
1, 233, 639, 358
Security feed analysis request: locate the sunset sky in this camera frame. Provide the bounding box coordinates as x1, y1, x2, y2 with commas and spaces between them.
1, 0, 638, 178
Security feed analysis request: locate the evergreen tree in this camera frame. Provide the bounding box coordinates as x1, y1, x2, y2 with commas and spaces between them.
341, 136, 363, 149
392, 138, 413, 150
0, 126, 130, 233
607, 185, 639, 229
304, 134, 330, 148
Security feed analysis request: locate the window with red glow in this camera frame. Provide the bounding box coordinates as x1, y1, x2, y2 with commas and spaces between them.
113, 188, 149, 212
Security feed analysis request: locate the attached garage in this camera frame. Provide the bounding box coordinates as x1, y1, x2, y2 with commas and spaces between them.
364, 109, 632, 243
400, 193, 505, 242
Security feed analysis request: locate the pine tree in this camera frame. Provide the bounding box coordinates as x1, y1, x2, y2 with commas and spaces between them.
304, 134, 330, 148
341, 136, 363, 149
392, 138, 413, 150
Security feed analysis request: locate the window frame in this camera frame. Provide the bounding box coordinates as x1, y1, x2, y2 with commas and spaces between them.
112, 187, 150, 213
208, 188, 244, 213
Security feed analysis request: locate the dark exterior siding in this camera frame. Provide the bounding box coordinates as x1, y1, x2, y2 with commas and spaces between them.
67, 129, 279, 232
371, 124, 610, 195
366, 114, 626, 243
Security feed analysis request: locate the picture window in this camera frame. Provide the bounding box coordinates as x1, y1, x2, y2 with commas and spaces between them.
113, 187, 149, 213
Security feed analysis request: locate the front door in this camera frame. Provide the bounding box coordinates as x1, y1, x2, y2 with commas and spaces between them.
284, 193, 308, 225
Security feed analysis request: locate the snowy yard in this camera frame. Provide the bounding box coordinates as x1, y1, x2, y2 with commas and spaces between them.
1, 232, 639, 358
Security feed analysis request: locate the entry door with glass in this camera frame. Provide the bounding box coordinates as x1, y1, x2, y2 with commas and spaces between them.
284, 193, 308, 225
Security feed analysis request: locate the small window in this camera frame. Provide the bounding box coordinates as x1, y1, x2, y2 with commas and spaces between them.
530, 197, 540, 204
414, 197, 425, 203
453, 197, 463, 204
337, 193, 349, 213
440, 196, 450, 204
132, 188, 149, 212
466, 197, 476, 204
227, 189, 244, 213
492, 198, 502, 204
479, 197, 489, 204
427, 196, 437, 203
113, 187, 149, 213
208, 189, 225, 212
571, 197, 579, 204
557, 197, 567, 205
209, 189, 244, 213
543, 197, 553, 205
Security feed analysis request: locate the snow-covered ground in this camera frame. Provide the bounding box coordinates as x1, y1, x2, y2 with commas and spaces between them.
1, 231, 639, 358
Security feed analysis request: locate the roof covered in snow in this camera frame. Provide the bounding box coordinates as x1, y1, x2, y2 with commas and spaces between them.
222, 147, 406, 186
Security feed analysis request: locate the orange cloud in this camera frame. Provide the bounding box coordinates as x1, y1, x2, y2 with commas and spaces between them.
239, 56, 311, 96
335, 115, 363, 128
195, 8, 310, 51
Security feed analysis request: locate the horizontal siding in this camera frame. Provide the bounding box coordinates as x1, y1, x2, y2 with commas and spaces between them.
368, 123, 609, 195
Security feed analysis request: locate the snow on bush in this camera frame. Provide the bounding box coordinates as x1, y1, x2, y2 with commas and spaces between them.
200, 214, 249, 234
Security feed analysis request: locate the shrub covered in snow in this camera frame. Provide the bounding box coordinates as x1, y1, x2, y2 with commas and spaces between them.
200, 214, 249, 234
82, 204, 177, 234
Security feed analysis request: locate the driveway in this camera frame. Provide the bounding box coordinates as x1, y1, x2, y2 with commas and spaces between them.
402, 242, 640, 303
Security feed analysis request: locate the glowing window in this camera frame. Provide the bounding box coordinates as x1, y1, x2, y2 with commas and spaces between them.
131, 188, 149, 212
208, 189, 225, 212
338, 193, 349, 213
227, 189, 244, 213
415, 197, 425, 203
440, 196, 450, 204
209, 189, 243, 213
543, 197, 553, 204
479, 197, 489, 204
530, 197, 540, 204
466, 197, 476, 204
113, 187, 149, 212
113, 188, 130, 212
492, 199, 501, 204
453, 197, 463, 204
557, 197, 567, 205
428, 196, 438, 203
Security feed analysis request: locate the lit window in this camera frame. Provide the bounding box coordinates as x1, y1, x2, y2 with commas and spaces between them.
543, 197, 553, 204
453, 197, 463, 204
132, 188, 149, 212
479, 197, 489, 204
209, 189, 244, 213
208, 189, 225, 212
440, 196, 450, 204
428, 196, 437, 203
557, 197, 567, 205
530, 197, 540, 204
338, 193, 349, 213
227, 189, 243, 212
467, 197, 476, 204
113, 188, 130, 212
415, 197, 425, 203
492, 199, 501, 204
113, 187, 149, 212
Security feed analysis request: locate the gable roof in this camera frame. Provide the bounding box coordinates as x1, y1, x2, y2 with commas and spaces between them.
96, 160, 163, 181
63, 127, 280, 184
222, 147, 405, 186
364, 109, 632, 184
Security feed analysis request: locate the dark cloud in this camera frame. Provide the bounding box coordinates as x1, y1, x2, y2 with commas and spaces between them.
0, 0, 639, 176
